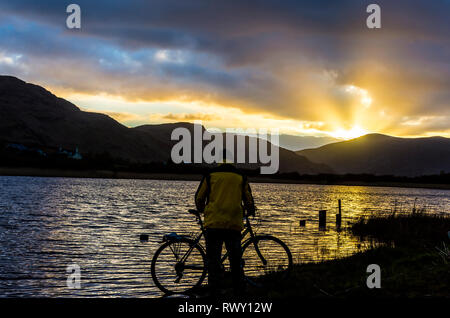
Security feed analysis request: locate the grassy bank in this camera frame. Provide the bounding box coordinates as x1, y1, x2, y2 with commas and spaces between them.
222, 211, 450, 298
351, 210, 450, 246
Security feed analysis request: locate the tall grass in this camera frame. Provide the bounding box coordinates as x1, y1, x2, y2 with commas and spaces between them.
351, 205, 450, 246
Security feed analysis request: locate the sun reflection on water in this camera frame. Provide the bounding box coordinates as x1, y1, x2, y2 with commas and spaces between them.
0, 177, 448, 297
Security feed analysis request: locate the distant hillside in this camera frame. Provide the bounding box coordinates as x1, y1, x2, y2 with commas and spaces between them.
133, 123, 333, 174
297, 134, 450, 176
0, 75, 332, 174
273, 134, 340, 151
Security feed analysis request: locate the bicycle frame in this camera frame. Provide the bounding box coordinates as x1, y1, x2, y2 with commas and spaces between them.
173, 211, 267, 269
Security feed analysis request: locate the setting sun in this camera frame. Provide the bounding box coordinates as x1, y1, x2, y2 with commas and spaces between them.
329, 126, 368, 140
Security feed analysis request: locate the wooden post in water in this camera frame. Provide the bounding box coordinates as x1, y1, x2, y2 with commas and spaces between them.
336, 199, 342, 229
319, 210, 327, 229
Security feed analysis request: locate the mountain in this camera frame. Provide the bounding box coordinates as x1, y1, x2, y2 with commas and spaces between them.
0, 75, 331, 174
0, 75, 166, 163
270, 134, 340, 151
297, 134, 450, 176
133, 123, 332, 174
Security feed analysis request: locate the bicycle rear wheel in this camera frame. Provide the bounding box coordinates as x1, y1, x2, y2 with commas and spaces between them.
151, 238, 207, 295
241, 235, 293, 285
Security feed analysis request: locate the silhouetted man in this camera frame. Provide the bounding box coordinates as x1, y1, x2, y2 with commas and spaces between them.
195, 150, 255, 295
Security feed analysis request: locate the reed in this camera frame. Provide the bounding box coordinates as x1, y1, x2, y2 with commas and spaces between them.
351, 207, 450, 246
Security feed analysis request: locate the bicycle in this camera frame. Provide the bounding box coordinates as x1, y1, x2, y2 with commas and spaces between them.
151, 209, 293, 295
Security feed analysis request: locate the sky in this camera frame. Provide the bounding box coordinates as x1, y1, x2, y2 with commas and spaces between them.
0, 0, 449, 140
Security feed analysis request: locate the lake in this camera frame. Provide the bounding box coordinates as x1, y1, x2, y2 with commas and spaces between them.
0, 176, 448, 297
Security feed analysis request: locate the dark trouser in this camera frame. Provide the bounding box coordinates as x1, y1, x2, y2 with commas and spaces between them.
205, 228, 243, 293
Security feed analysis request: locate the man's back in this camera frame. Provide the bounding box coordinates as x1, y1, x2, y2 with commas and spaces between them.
195, 163, 254, 231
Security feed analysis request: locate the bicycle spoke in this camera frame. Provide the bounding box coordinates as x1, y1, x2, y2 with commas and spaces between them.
152, 239, 207, 294
183, 265, 204, 271
169, 242, 182, 260
242, 237, 292, 280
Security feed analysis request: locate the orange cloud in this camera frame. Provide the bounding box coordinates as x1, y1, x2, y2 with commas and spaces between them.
161, 113, 221, 122
102, 111, 143, 123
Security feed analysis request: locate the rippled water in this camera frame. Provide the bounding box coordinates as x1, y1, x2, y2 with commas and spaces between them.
0, 176, 448, 297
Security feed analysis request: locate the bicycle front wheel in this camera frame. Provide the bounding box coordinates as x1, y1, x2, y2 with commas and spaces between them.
151, 238, 207, 295
241, 235, 293, 284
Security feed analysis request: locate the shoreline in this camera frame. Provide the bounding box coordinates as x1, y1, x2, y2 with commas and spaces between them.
0, 166, 449, 190
205, 212, 450, 298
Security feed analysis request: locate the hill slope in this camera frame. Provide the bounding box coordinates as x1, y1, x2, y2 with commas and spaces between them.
0, 76, 167, 163
275, 134, 340, 151
0, 75, 331, 174
297, 134, 450, 176
133, 123, 333, 174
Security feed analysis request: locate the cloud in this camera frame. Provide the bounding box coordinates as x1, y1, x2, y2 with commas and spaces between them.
397, 115, 450, 136
100, 111, 144, 123
160, 112, 221, 122
0, 0, 448, 137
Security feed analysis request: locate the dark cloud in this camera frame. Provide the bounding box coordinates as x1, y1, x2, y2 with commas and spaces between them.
2, 1, 448, 58
0, 0, 448, 136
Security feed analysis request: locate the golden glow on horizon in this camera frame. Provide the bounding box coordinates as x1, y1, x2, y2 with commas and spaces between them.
54, 87, 450, 140
328, 126, 368, 140
61, 91, 373, 139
